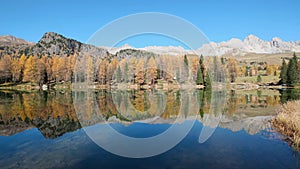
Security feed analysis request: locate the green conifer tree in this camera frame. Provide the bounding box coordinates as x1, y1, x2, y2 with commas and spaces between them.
287, 53, 298, 86
280, 59, 287, 84
196, 67, 204, 85
199, 54, 204, 65
205, 72, 212, 89
184, 55, 189, 79
116, 65, 122, 83
257, 75, 262, 83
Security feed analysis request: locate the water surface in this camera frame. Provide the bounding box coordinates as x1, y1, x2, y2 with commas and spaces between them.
0, 89, 299, 169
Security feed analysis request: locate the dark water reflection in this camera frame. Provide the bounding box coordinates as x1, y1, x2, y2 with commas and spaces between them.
0, 89, 299, 169
280, 88, 300, 103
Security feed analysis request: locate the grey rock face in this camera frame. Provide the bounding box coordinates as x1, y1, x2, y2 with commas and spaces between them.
28, 32, 109, 58
0, 32, 110, 59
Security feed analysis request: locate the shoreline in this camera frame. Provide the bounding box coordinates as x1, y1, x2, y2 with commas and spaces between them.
272, 100, 300, 149
1, 82, 299, 91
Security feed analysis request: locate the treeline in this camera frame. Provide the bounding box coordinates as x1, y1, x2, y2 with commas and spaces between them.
2, 52, 297, 88
0, 54, 76, 86
75, 54, 215, 87
280, 53, 300, 86
0, 53, 221, 88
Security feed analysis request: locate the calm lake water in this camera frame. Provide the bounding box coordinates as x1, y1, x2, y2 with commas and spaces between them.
0, 89, 300, 169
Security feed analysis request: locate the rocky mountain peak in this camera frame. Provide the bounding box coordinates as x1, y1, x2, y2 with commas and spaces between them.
39, 32, 65, 43
245, 34, 260, 40
244, 34, 265, 45
271, 37, 283, 42
34, 32, 82, 55
30, 32, 108, 58
197, 34, 300, 56
221, 38, 244, 49
270, 37, 283, 48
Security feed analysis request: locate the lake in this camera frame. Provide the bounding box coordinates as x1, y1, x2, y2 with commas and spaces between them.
0, 89, 300, 169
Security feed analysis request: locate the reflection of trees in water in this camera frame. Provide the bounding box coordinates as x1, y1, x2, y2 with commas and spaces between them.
224, 90, 283, 116
103, 89, 222, 124
197, 89, 212, 118
226, 90, 238, 115
129, 90, 150, 112
108, 90, 215, 121
0, 91, 80, 138
212, 90, 227, 114
280, 89, 300, 103
111, 90, 184, 120
0, 89, 216, 124
0, 91, 77, 122
0, 90, 217, 127
1, 89, 296, 138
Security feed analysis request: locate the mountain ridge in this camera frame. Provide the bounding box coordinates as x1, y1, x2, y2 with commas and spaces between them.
1, 32, 300, 57
103, 34, 300, 56
0, 35, 34, 46
27, 32, 109, 58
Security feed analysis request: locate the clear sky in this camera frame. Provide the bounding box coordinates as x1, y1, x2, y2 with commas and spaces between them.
1, 0, 300, 47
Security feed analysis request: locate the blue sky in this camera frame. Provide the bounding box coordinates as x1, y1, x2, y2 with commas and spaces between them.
1, 0, 300, 47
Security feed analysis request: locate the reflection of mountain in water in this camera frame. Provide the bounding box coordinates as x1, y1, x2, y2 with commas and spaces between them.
219, 115, 272, 135
0, 89, 297, 138
0, 118, 30, 136
0, 117, 81, 139
31, 117, 81, 139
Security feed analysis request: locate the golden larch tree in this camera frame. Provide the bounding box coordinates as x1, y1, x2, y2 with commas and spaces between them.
11, 59, 22, 82
85, 55, 94, 83
107, 58, 118, 84
23, 55, 37, 83
0, 55, 12, 82
51, 55, 60, 82
98, 59, 107, 84
146, 57, 157, 85
227, 57, 238, 82
135, 58, 145, 85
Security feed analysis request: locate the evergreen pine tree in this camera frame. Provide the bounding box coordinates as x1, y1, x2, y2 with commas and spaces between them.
221, 57, 225, 65
116, 65, 122, 83
280, 59, 287, 84
257, 75, 262, 83
294, 53, 299, 82
199, 54, 204, 65
184, 54, 189, 66
184, 55, 189, 79
204, 72, 212, 89
287, 53, 298, 86
199, 54, 205, 75
196, 67, 204, 85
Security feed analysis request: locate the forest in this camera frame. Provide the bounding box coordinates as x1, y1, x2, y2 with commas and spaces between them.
0, 51, 299, 89
0, 53, 214, 88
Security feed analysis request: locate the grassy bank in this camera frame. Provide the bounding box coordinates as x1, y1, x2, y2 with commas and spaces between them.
0, 82, 40, 90
236, 75, 280, 84
272, 100, 300, 149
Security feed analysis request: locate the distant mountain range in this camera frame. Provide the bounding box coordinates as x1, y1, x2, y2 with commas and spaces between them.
1, 32, 300, 58
107, 35, 300, 56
